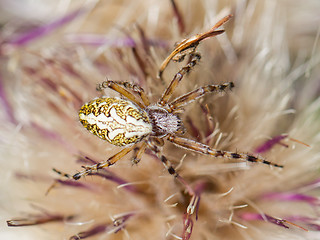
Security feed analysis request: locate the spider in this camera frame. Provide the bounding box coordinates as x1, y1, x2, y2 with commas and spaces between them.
69, 15, 283, 185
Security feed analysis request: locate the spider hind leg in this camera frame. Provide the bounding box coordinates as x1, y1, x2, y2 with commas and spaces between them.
147, 138, 195, 195
168, 135, 284, 168
72, 145, 136, 180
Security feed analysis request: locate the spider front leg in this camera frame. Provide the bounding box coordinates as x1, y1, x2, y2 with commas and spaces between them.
72, 145, 136, 180
167, 135, 284, 168
158, 14, 233, 78
97, 80, 150, 106
159, 53, 201, 106
167, 82, 234, 112
96, 80, 146, 109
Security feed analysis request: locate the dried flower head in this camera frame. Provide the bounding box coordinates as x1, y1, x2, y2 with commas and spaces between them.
1, 0, 320, 240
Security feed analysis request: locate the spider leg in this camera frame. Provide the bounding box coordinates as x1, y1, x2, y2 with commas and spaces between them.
167, 135, 284, 168
98, 80, 150, 106
158, 14, 232, 78
52, 168, 71, 178
131, 142, 147, 165
159, 53, 201, 106
147, 138, 195, 195
167, 82, 234, 112
73, 145, 136, 180
171, 45, 197, 62
97, 80, 145, 108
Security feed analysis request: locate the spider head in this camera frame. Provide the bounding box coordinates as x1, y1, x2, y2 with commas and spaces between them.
146, 105, 184, 138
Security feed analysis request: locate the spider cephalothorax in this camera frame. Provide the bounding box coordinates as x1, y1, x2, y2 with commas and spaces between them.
146, 105, 184, 138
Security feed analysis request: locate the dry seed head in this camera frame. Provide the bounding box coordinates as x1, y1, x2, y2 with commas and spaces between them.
1, 1, 320, 240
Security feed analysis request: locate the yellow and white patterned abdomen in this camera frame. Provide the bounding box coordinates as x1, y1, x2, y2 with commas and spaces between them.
79, 97, 152, 146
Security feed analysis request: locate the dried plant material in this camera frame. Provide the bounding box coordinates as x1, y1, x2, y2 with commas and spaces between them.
1, 0, 320, 240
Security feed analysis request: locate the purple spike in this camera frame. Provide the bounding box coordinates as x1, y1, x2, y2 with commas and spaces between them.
254, 135, 288, 153
76, 155, 139, 193
0, 73, 16, 124
57, 179, 96, 191
262, 192, 320, 205
69, 212, 134, 239
240, 213, 289, 229
31, 122, 77, 154
7, 7, 87, 46
182, 214, 194, 240
65, 33, 168, 48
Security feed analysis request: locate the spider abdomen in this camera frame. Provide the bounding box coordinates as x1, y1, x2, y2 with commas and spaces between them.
79, 97, 152, 146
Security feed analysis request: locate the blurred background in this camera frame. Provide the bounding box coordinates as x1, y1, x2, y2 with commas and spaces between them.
0, 0, 319, 239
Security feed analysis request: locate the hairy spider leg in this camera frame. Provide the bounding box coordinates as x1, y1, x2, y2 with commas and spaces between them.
167, 82, 234, 112
158, 31, 222, 76
73, 145, 136, 180
46, 169, 70, 195
158, 14, 232, 78
52, 168, 71, 178
147, 138, 195, 196
159, 53, 201, 106
51, 143, 147, 188
98, 80, 150, 106
96, 80, 145, 109
197, 14, 232, 41
132, 142, 147, 165
167, 135, 284, 168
